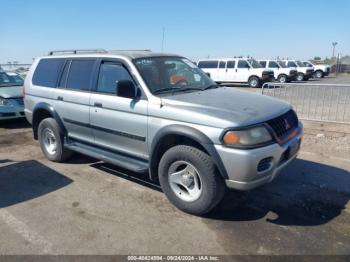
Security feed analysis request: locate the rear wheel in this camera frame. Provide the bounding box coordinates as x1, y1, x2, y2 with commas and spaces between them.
296, 73, 304, 81
38, 118, 72, 162
158, 145, 225, 215
248, 76, 260, 88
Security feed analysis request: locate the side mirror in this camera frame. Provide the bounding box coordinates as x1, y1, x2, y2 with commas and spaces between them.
116, 80, 139, 99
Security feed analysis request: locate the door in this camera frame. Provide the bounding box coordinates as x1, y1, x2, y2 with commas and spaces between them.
216, 61, 227, 82
89, 60, 148, 160
225, 60, 236, 82
268, 61, 280, 76
54, 59, 96, 143
236, 60, 251, 82
197, 60, 219, 81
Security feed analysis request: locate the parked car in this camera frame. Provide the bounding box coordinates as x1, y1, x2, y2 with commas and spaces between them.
258, 60, 298, 83
24, 50, 303, 215
281, 60, 314, 81
197, 58, 274, 88
0, 71, 25, 120
303, 61, 330, 78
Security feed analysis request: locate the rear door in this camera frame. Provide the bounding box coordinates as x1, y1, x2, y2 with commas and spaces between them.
89, 59, 148, 160
54, 58, 96, 143
197, 60, 219, 81
225, 60, 236, 82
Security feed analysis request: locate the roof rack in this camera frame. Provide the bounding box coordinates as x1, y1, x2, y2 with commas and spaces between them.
48, 49, 108, 56
108, 49, 152, 52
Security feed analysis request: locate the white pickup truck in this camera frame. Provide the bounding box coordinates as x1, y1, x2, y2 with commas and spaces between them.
197, 58, 274, 88
258, 60, 298, 83
303, 61, 331, 78
281, 60, 314, 81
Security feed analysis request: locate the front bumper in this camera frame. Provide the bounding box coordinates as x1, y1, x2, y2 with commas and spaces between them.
215, 123, 303, 190
0, 105, 25, 120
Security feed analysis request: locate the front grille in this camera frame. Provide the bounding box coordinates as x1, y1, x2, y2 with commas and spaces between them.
267, 110, 298, 142
257, 157, 273, 172
12, 98, 24, 106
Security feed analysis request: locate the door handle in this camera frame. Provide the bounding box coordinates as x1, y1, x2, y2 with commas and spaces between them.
94, 102, 103, 108
57, 96, 64, 101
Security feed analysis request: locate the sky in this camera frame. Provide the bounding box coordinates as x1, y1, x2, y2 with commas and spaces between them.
1, 0, 349, 63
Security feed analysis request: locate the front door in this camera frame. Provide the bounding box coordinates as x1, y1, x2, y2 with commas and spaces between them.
89, 60, 148, 160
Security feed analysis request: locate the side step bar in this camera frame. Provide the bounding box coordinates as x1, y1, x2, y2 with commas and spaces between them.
65, 141, 149, 173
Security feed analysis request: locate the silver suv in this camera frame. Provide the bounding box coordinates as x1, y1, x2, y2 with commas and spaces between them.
24, 49, 303, 215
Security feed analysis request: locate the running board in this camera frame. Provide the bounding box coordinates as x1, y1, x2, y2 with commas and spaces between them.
64, 141, 149, 173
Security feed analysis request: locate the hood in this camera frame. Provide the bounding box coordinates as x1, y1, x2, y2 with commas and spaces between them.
0, 85, 23, 98
159, 87, 291, 128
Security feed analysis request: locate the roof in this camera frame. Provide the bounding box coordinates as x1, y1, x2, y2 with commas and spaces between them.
44, 49, 180, 60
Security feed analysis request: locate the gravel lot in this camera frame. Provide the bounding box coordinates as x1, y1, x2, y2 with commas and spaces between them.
0, 118, 349, 255
0, 75, 349, 255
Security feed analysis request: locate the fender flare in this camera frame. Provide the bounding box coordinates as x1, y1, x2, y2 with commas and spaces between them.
32, 102, 67, 139
149, 124, 228, 180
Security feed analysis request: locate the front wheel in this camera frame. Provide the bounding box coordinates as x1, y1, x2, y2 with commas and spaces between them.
158, 145, 225, 215
314, 70, 323, 79
248, 76, 260, 88
277, 74, 288, 83
296, 73, 304, 81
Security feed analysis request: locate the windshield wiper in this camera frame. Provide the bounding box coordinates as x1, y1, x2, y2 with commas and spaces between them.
203, 84, 219, 90
153, 87, 182, 95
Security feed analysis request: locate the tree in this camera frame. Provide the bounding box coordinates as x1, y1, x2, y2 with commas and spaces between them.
314, 56, 322, 61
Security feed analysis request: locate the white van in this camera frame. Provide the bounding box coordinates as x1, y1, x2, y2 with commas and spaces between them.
258, 60, 298, 83
197, 58, 274, 88
281, 60, 314, 81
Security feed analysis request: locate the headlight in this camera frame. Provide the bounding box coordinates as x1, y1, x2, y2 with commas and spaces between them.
0, 97, 9, 106
222, 126, 273, 148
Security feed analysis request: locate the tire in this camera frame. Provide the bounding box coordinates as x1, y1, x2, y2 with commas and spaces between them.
315, 70, 323, 79
248, 76, 260, 88
296, 73, 304, 81
158, 145, 226, 215
277, 74, 288, 83
38, 118, 72, 162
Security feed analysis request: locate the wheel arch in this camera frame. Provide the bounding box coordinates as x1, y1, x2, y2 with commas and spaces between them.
32, 102, 67, 140
149, 125, 228, 182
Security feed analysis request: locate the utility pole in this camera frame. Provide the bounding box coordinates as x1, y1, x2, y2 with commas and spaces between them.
161, 27, 165, 52
332, 42, 338, 58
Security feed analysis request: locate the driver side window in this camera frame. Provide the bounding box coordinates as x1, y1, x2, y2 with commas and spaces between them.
238, 60, 250, 69
97, 62, 133, 95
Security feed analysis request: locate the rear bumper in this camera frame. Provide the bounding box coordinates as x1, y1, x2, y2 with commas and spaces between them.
216, 123, 303, 190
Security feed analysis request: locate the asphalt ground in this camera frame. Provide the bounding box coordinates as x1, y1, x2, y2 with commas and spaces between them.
0, 74, 349, 255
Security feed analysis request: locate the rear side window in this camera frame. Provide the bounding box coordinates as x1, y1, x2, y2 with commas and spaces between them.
227, 61, 235, 68
259, 61, 267, 67
32, 58, 65, 87
97, 63, 133, 94
219, 61, 226, 69
268, 61, 279, 68
198, 61, 218, 69
66, 60, 95, 91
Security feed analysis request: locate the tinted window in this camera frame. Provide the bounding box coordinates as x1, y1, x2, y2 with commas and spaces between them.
198, 61, 218, 69
66, 60, 95, 91
238, 60, 250, 68
227, 61, 235, 68
287, 61, 297, 67
268, 61, 279, 68
97, 63, 133, 94
260, 61, 267, 67
0, 72, 23, 87
219, 61, 226, 69
32, 58, 65, 87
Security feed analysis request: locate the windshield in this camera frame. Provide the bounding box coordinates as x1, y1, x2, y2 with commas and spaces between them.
296, 61, 305, 67
247, 59, 262, 68
0, 72, 24, 87
277, 61, 288, 68
133, 57, 216, 95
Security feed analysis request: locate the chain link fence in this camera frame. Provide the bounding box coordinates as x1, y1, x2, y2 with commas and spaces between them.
262, 83, 350, 124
